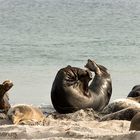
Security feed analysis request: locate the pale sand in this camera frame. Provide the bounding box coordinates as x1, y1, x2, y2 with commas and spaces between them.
0, 108, 139, 140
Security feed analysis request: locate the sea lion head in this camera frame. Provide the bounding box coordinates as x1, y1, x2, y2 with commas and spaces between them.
0, 80, 13, 112
0, 80, 13, 92
128, 85, 140, 97
8, 105, 45, 125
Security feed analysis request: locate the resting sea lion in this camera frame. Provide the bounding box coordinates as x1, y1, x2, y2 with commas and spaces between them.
101, 97, 140, 121
0, 80, 13, 113
102, 98, 140, 115
101, 107, 140, 121
7, 104, 45, 125
129, 112, 140, 131
127, 85, 140, 98
100, 85, 140, 121
51, 59, 112, 113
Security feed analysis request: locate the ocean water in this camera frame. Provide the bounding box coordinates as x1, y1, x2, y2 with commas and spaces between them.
0, 0, 140, 106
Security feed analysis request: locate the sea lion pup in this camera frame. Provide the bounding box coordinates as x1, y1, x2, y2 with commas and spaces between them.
129, 112, 140, 131
51, 59, 112, 114
7, 104, 45, 125
0, 80, 13, 113
127, 85, 140, 98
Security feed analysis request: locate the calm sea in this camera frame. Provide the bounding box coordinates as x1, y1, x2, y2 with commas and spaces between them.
0, 0, 140, 106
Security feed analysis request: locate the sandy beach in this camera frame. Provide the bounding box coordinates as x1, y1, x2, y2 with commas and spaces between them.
0, 108, 139, 140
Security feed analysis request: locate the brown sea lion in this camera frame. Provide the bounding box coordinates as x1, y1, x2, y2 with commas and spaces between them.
51, 59, 112, 114
7, 104, 45, 125
129, 112, 140, 131
0, 80, 13, 113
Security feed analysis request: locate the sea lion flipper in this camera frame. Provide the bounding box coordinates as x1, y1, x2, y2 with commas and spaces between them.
85, 59, 101, 74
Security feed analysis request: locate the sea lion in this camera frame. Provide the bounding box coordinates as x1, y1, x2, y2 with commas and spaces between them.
129, 112, 140, 131
51, 59, 112, 113
101, 107, 140, 121
99, 85, 140, 121
0, 80, 13, 113
102, 98, 140, 115
101, 97, 140, 121
127, 85, 140, 98
7, 104, 45, 125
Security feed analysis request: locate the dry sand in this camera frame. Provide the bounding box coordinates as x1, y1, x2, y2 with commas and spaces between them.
0, 108, 139, 140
